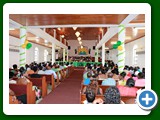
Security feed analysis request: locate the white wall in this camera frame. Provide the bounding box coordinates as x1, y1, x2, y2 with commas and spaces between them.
108, 37, 145, 69
9, 36, 52, 68
68, 40, 96, 57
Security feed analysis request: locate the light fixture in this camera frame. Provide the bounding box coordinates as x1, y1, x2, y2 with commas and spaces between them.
99, 28, 103, 32
9, 28, 15, 30
57, 28, 61, 31
133, 27, 138, 36
125, 36, 132, 40
81, 46, 83, 49
105, 47, 109, 50
79, 41, 82, 45
36, 39, 39, 42
75, 31, 80, 37
111, 41, 116, 45
73, 27, 77, 30
45, 39, 48, 43
77, 37, 81, 41
61, 35, 65, 38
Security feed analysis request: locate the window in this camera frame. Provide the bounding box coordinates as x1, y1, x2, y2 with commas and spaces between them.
34, 47, 39, 62
44, 49, 48, 62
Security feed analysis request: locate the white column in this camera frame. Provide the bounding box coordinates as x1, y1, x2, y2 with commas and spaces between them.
63, 48, 65, 62
102, 43, 105, 66
66, 50, 69, 62
52, 43, 55, 64
60, 36, 62, 43
19, 26, 26, 67
95, 49, 98, 62
64, 39, 66, 45
54, 29, 56, 38
118, 25, 125, 73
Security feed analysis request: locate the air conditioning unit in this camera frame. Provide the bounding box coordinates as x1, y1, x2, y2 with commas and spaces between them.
9, 48, 19, 52
136, 47, 145, 54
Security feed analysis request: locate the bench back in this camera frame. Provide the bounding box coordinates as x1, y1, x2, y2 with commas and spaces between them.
28, 76, 47, 97
9, 82, 35, 104
40, 74, 55, 91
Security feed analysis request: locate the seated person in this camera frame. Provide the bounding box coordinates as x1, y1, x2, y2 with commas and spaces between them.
93, 86, 123, 104
83, 66, 92, 80
83, 90, 95, 104
135, 72, 145, 87
44, 64, 57, 79
30, 66, 41, 78
102, 72, 116, 86
104, 86, 121, 104
117, 78, 138, 97
118, 72, 127, 86
111, 69, 119, 80
17, 67, 26, 78
9, 72, 17, 84
11, 64, 18, 76
25, 67, 34, 77
83, 72, 92, 85
83, 80, 103, 95
38, 66, 45, 74
98, 69, 107, 80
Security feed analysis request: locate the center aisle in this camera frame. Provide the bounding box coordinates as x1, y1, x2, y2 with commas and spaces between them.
39, 68, 84, 104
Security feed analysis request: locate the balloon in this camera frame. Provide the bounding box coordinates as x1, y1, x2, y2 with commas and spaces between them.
117, 41, 121, 46
118, 46, 123, 51
26, 43, 32, 49
113, 44, 118, 49
24, 40, 29, 45
21, 44, 26, 49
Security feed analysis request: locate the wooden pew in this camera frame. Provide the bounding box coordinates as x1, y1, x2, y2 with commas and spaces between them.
68, 66, 74, 76
40, 74, 55, 91
55, 71, 60, 86
121, 96, 136, 104
63, 67, 67, 78
80, 94, 136, 104
97, 80, 103, 85
28, 76, 47, 98
9, 95, 19, 104
9, 82, 36, 104
80, 84, 110, 95
99, 85, 110, 93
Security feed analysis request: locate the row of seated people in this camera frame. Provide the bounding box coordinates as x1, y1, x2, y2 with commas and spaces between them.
80, 63, 145, 104
9, 62, 74, 104
81, 78, 141, 98
81, 86, 137, 104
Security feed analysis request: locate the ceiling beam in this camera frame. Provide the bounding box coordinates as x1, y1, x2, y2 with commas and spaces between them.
11, 23, 145, 29
27, 28, 67, 49
96, 14, 139, 49
9, 19, 67, 49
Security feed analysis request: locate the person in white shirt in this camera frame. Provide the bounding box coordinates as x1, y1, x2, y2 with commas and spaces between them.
44, 64, 57, 79
38, 66, 45, 74
9, 72, 17, 84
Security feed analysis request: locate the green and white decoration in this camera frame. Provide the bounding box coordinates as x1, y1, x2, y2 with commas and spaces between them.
19, 26, 27, 67
118, 25, 125, 73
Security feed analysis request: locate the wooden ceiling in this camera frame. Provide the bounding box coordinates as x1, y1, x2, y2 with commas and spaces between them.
46, 27, 107, 40
9, 14, 129, 26
9, 14, 145, 49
